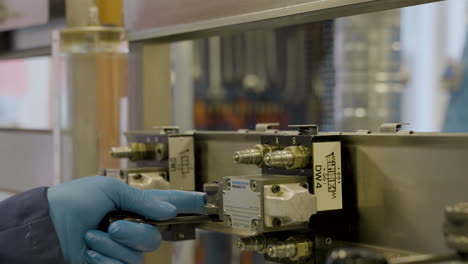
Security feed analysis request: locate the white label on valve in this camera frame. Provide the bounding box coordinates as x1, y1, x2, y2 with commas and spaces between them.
223, 179, 261, 230
313, 142, 343, 211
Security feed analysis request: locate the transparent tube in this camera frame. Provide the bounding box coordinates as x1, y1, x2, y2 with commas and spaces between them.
52, 27, 128, 183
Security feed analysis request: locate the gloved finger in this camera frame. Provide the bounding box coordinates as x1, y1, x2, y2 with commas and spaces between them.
108, 220, 162, 251
86, 250, 125, 264
105, 180, 178, 220
85, 230, 143, 264
105, 180, 205, 220
145, 190, 206, 215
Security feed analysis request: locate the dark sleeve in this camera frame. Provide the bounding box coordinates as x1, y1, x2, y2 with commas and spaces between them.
0, 187, 65, 264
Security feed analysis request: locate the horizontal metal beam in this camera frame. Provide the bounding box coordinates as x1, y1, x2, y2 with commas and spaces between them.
128, 0, 442, 42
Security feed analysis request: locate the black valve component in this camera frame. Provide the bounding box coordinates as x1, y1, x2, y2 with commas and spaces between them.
98, 211, 218, 241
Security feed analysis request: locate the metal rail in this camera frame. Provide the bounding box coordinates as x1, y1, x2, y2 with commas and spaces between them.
127, 0, 442, 42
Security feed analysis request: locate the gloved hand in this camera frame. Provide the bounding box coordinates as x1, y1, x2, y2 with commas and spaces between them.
47, 176, 205, 264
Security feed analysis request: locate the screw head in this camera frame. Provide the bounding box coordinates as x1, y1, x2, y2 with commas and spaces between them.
271, 185, 281, 193
300, 183, 309, 189
235, 240, 244, 249
155, 143, 168, 161
267, 246, 275, 257
133, 174, 142, 181
233, 153, 240, 163
326, 237, 332, 245
272, 218, 282, 227
250, 181, 257, 191
226, 179, 232, 190
251, 219, 259, 231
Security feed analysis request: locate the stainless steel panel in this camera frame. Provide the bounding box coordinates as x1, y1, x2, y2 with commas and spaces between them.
125, 0, 441, 42
340, 133, 468, 253
127, 42, 144, 130
195, 132, 263, 185
195, 131, 468, 254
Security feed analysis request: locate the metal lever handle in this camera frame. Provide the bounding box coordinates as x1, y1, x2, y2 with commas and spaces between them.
98, 211, 216, 232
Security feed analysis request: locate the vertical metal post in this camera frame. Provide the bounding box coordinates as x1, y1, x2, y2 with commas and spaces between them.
127, 41, 174, 263
142, 43, 173, 129
172, 41, 195, 130
143, 42, 173, 263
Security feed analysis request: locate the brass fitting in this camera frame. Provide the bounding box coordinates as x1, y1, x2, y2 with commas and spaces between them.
235, 234, 279, 254
263, 146, 310, 169
267, 236, 313, 261
110, 143, 154, 161
233, 144, 280, 167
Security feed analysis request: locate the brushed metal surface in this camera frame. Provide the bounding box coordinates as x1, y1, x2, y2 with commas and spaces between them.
194, 132, 263, 185
340, 133, 468, 253
125, 0, 442, 42
194, 131, 468, 253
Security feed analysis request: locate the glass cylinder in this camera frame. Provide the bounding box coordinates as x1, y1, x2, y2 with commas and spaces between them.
52, 26, 128, 183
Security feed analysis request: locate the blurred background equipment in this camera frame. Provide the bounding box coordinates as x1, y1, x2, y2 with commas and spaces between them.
52, 1, 127, 183
189, 25, 329, 131
334, 9, 407, 132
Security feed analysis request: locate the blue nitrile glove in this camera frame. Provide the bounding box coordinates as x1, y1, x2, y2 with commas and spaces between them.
47, 176, 206, 264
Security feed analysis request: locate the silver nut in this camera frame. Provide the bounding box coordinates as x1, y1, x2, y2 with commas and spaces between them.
285, 146, 311, 169
251, 220, 259, 231
263, 146, 310, 169
267, 245, 275, 257
271, 185, 281, 193
235, 240, 244, 249
155, 143, 168, 161
295, 240, 313, 259
250, 181, 257, 191
233, 153, 240, 163
272, 218, 282, 227
264, 153, 272, 165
